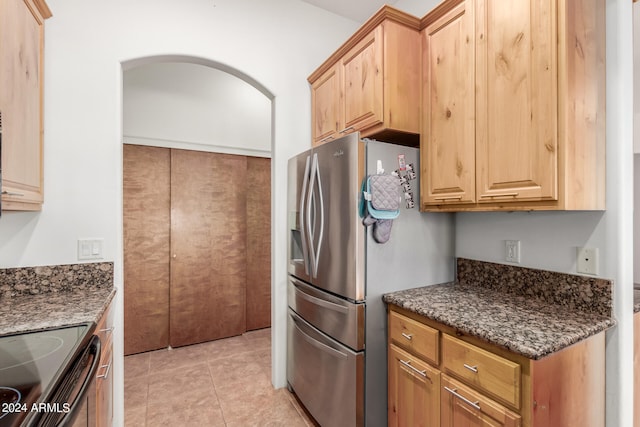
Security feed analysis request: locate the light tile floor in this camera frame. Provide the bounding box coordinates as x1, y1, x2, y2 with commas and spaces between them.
124, 328, 317, 426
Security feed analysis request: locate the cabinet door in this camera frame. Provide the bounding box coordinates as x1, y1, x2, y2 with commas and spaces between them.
96, 343, 113, 427
388, 344, 440, 427
422, 0, 476, 206
475, 0, 557, 203
441, 375, 521, 427
311, 64, 341, 146
0, 0, 45, 209
342, 26, 384, 133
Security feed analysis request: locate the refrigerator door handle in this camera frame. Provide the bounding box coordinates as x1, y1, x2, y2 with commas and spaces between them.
307, 154, 318, 277
312, 153, 324, 278
299, 155, 311, 275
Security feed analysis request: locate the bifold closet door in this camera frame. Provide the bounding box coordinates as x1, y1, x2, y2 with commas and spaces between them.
123, 145, 171, 355
170, 149, 247, 347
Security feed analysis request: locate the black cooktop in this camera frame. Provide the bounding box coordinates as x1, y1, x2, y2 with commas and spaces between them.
0, 324, 93, 427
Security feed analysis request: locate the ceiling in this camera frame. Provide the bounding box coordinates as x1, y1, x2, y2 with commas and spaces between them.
299, 0, 398, 23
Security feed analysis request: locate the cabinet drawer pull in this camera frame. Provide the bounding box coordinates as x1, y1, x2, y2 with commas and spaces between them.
479, 193, 519, 199
434, 195, 463, 201
100, 325, 115, 335
97, 360, 112, 380
399, 359, 428, 379
1, 191, 24, 197
444, 386, 481, 410
320, 135, 334, 143
339, 126, 354, 134
401, 332, 413, 341
463, 363, 478, 373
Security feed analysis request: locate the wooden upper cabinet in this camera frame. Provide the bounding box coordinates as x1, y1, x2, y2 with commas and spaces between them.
309, 6, 421, 147
342, 26, 384, 134
311, 64, 342, 145
422, 0, 476, 205
475, 0, 557, 204
421, 0, 605, 211
0, 0, 51, 211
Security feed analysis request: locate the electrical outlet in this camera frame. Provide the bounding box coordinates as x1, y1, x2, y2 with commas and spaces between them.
577, 247, 598, 275
505, 240, 521, 263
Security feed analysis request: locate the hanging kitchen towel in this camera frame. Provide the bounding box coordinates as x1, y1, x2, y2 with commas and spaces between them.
361, 173, 401, 243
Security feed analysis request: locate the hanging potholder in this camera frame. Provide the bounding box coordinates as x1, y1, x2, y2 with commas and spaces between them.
365, 174, 400, 220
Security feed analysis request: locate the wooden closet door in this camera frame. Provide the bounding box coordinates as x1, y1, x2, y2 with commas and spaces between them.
246, 157, 271, 331
123, 145, 171, 355
170, 150, 247, 347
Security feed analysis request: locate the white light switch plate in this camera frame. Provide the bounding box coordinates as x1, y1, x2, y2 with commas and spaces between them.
505, 240, 521, 263
78, 239, 104, 260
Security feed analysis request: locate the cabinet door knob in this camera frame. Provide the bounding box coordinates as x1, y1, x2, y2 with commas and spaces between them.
172, 254, 177, 259
401, 332, 413, 341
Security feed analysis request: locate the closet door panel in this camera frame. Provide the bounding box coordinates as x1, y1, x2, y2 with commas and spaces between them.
123, 145, 171, 355
170, 150, 247, 347
246, 157, 271, 331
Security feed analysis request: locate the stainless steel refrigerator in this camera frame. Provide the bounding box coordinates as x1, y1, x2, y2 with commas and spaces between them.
286, 133, 454, 427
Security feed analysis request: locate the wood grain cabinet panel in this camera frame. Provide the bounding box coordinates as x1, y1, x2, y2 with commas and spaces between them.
441, 375, 521, 427
389, 309, 439, 366
421, 0, 605, 211
421, 0, 476, 205
0, 0, 51, 211
309, 6, 421, 147
389, 344, 440, 427
311, 64, 342, 146
387, 306, 605, 427
95, 300, 115, 427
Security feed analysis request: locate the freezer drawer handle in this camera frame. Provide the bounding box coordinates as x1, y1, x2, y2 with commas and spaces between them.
401, 332, 413, 341
399, 359, 429, 380
444, 386, 481, 410
295, 284, 349, 313
293, 318, 348, 360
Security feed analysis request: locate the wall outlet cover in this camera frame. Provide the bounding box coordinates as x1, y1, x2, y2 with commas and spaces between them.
576, 247, 598, 275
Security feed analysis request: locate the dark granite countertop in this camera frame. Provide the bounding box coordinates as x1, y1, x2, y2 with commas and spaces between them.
0, 262, 116, 336
383, 258, 616, 360
0, 287, 116, 336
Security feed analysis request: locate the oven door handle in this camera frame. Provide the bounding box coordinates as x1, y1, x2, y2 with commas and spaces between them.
58, 335, 101, 427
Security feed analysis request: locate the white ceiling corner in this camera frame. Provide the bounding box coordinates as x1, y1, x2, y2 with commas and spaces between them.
298, 0, 398, 23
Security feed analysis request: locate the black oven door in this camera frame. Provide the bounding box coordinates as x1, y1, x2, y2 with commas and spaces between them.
27, 335, 101, 427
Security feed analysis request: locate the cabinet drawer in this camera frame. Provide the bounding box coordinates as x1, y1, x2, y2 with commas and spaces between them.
389, 310, 439, 365
442, 334, 521, 409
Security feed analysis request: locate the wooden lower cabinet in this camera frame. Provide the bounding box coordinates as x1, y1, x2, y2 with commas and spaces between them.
388, 306, 605, 427
389, 344, 440, 427
441, 375, 520, 427
95, 300, 115, 427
